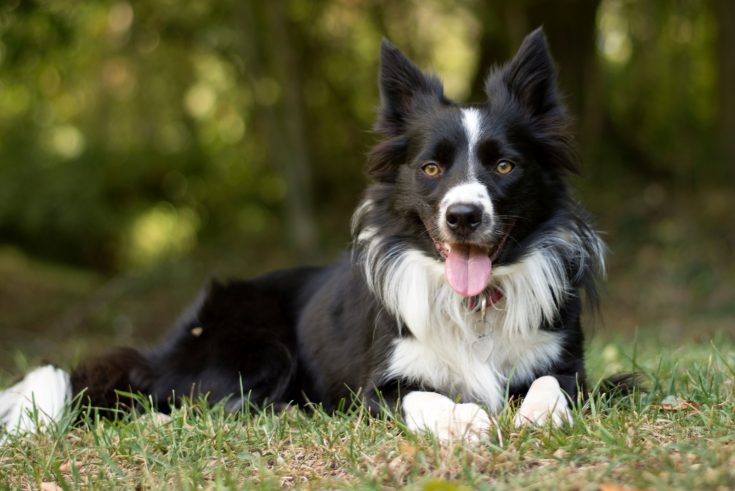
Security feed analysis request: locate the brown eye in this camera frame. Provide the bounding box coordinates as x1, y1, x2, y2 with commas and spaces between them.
495, 160, 514, 175
421, 162, 442, 177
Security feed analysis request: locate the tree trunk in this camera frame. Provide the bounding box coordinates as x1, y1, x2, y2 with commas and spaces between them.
237, 2, 318, 261
468, 0, 602, 155
712, 0, 735, 173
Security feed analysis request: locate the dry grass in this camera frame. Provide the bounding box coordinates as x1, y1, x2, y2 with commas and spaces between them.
2, 336, 734, 490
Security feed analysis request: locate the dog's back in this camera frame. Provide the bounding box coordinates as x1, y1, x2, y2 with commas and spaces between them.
68, 266, 326, 415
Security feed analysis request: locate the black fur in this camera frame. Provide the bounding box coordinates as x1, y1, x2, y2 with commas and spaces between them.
71, 29, 609, 420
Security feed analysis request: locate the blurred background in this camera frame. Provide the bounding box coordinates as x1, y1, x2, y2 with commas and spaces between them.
0, 0, 733, 371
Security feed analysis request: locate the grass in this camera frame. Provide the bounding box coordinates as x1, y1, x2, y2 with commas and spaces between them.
1, 245, 733, 489
1, 335, 734, 490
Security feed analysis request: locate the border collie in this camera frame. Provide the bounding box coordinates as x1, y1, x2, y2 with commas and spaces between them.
1, 28, 609, 442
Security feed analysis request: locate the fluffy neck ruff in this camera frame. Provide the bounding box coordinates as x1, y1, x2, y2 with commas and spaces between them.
351, 198, 605, 341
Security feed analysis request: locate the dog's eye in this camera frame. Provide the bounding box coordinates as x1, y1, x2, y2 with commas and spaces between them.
421, 162, 442, 177
495, 160, 515, 175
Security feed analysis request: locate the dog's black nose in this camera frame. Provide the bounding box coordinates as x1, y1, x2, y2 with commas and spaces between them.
446, 203, 482, 232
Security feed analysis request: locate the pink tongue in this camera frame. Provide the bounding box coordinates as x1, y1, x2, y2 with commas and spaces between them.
445, 244, 492, 297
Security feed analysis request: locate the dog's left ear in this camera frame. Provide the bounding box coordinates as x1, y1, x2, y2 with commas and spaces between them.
488, 27, 561, 116
486, 28, 578, 174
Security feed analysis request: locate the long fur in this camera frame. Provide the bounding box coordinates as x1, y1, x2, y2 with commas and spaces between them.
1, 29, 619, 439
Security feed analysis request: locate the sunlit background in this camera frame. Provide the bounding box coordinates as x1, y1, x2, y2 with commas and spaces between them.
1, 0, 733, 370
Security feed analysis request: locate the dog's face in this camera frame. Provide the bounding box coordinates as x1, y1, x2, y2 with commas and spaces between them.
368, 29, 577, 297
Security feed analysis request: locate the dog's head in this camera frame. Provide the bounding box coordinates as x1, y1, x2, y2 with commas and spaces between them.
368, 28, 577, 297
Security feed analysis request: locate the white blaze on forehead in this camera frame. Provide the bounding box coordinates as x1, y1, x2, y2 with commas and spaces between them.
460, 108, 482, 178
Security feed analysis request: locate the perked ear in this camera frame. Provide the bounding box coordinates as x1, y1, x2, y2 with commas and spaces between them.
488, 27, 561, 116
377, 39, 445, 135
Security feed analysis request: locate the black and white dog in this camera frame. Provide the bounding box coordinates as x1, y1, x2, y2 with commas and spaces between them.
1, 29, 609, 441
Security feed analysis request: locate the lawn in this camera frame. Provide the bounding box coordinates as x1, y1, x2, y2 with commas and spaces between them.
1, 335, 733, 490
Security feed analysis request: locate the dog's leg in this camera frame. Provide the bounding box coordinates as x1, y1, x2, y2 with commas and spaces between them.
513, 375, 573, 427
402, 391, 491, 442
0, 365, 71, 440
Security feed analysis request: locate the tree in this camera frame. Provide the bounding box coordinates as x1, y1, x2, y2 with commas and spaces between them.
468, 0, 602, 153
713, 0, 735, 172
237, 1, 318, 261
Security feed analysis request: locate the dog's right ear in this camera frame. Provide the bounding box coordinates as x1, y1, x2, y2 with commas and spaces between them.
369, 41, 445, 182
376, 39, 445, 136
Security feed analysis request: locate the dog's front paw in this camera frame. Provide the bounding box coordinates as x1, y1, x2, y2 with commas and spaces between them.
402, 391, 491, 442
514, 376, 572, 428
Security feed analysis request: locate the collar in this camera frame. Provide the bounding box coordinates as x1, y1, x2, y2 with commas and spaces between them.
468, 287, 505, 340
466, 287, 504, 313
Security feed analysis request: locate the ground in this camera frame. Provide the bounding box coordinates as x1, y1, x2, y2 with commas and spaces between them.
0, 248, 733, 490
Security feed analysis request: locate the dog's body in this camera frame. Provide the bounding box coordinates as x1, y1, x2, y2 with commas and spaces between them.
1, 29, 607, 441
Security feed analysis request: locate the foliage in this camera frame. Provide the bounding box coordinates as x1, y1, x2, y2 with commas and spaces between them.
0, 0, 731, 272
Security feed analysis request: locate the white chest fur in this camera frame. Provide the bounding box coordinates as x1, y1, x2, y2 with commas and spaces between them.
374, 248, 568, 414
385, 313, 563, 414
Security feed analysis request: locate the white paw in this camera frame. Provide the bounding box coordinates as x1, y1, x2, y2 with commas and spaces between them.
402, 391, 491, 442
514, 376, 572, 428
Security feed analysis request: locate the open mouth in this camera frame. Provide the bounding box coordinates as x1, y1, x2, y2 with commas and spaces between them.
441, 243, 492, 297
432, 225, 513, 298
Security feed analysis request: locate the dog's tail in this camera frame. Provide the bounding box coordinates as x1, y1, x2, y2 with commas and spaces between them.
70, 347, 152, 417
0, 347, 151, 442
0, 365, 72, 441
594, 372, 647, 398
